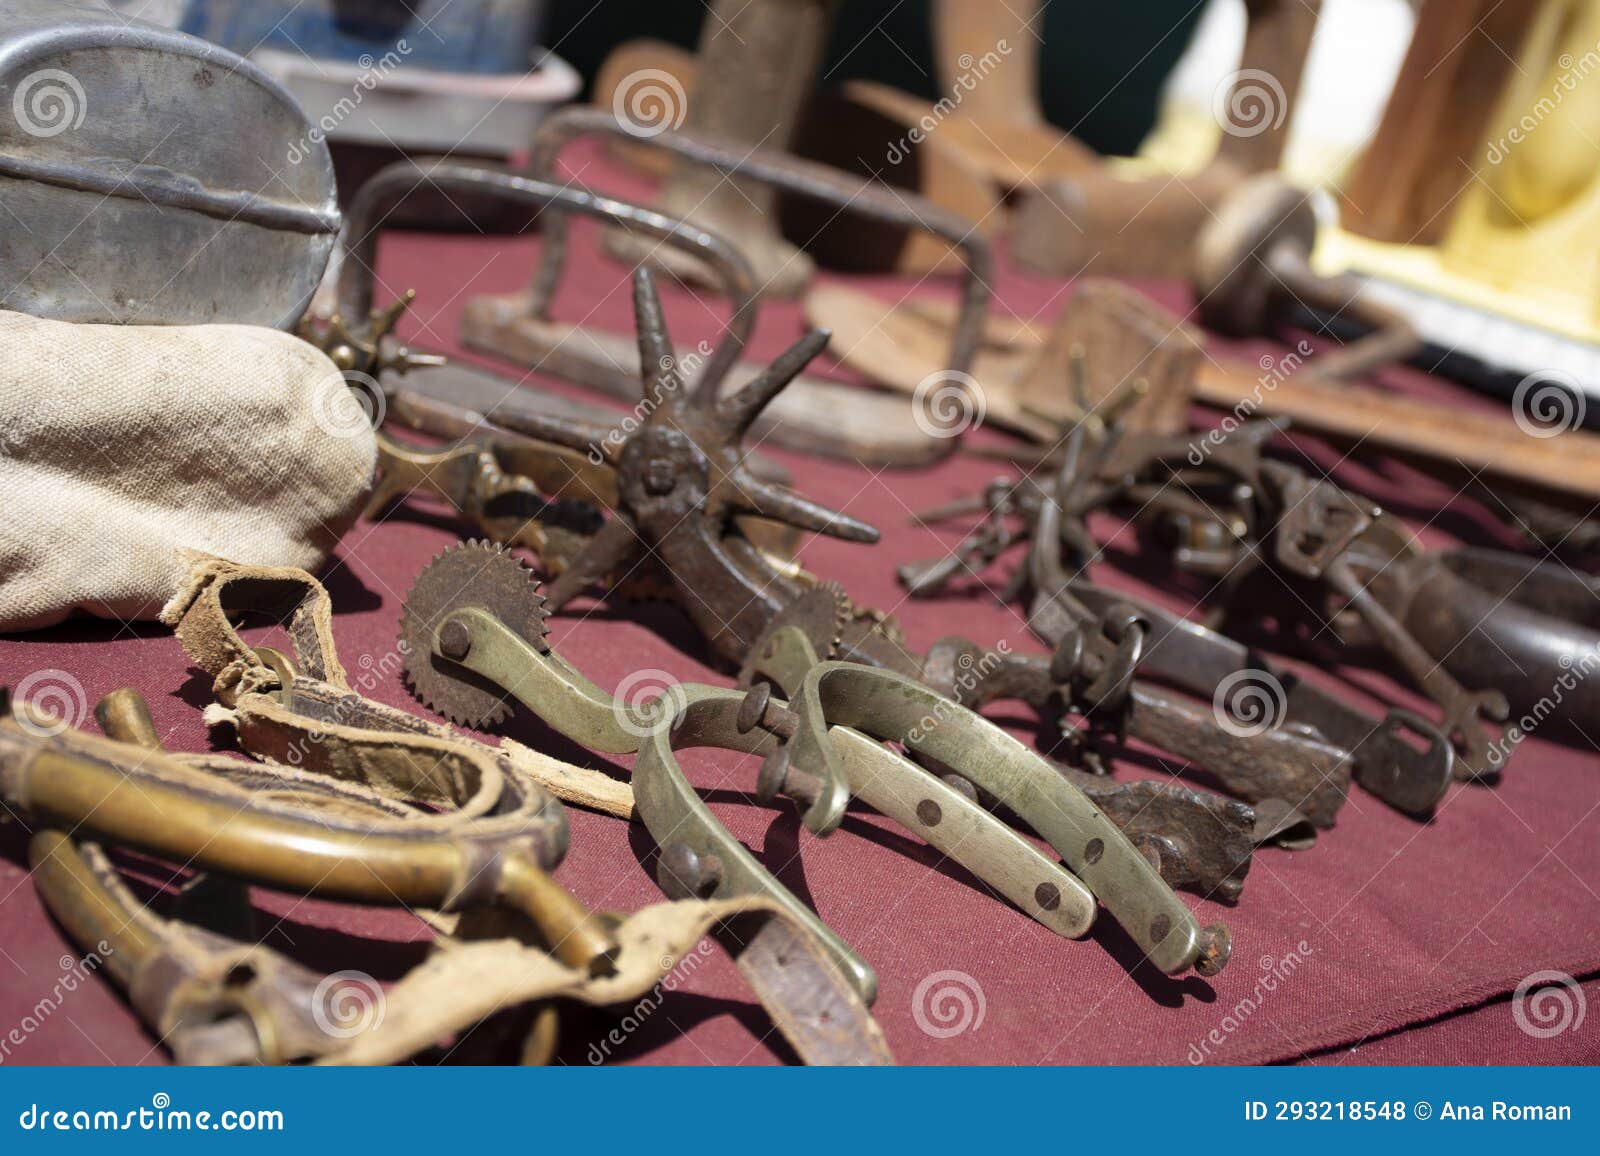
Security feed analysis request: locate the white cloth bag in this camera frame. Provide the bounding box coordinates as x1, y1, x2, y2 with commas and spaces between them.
0, 309, 375, 631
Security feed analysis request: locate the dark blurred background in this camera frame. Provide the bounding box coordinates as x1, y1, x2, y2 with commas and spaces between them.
545, 0, 1205, 156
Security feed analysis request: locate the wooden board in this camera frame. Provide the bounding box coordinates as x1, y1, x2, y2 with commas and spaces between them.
804, 281, 1600, 501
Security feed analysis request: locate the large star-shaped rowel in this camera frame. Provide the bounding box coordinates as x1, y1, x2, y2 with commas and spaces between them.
503, 267, 880, 663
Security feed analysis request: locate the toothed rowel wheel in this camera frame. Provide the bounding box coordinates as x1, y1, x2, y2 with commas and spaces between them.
400, 540, 550, 728
736, 581, 852, 688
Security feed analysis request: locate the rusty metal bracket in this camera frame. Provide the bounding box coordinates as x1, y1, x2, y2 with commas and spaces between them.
444, 107, 992, 464
458, 266, 1262, 903
334, 156, 757, 378
1056, 582, 1456, 818
519, 106, 991, 385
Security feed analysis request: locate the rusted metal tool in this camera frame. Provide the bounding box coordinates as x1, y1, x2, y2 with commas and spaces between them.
433, 265, 1261, 903
920, 411, 1515, 783
1320, 530, 1600, 758
903, 400, 1459, 819
371, 370, 807, 575
1256, 459, 1509, 778
400, 543, 1232, 982
510, 107, 991, 384
458, 107, 991, 464
464, 265, 883, 660
899, 366, 1401, 828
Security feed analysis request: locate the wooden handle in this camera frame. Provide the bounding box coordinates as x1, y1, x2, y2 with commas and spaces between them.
1194, 362, 1600, 499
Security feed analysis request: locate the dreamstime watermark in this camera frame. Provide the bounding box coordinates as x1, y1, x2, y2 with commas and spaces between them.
17, 1093, 283, 1133
1212, 68, 1287, 139
311, 368, 385, 441
612, 68, 688, 138
1511, 969, 1586, 1039
612, 668, 689, 738
905, 641, 1011, 743
1212, 668, 1287, 739
12, 69, 87, 138
286, 41, 412, 165
885, 41, 1013, 164
587, 339, 713, 465
1511, 369, 1586, 438
912, 370, 985, 439
1483, 646, 1598, 770
276, 644, 410, 767
1486, 41, 1600, 164
586, 940, 716, 1064
11, 669, 89, 739
0, 943, 114, 1065
1187, 340, 1312, 465
1187, 940, 1313, 1063
310, 970, 386, 1040
912, 970, 986, 1039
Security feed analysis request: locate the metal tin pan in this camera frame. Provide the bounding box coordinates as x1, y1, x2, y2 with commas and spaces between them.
0, 0, 338, 328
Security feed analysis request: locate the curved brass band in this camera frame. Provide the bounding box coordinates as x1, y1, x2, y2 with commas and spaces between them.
632, 686, 878, 1003
749, 625, 1095, 938
0, 717, 609, 972
793, 660, 1217, 976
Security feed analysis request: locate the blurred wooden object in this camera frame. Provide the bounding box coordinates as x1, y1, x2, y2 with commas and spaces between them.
1215, 0, 1322, 172
1440, 0, 1600, 311
600, 0, 837, 297
807, 279, 1200, 440
1012, 0, 1320, 279
1194, 175, 1421, 381
591, 39, 689, 179
1318, 0, 1600, 394
920, 0, 1099, 190
803, 282, 1600, 501
1341, 0, 1539, 245
1012, 159, 1248, 281
1012, 281, 1201, 436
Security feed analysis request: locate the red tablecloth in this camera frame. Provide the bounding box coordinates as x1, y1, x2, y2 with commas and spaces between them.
2, 145, 1596, 1066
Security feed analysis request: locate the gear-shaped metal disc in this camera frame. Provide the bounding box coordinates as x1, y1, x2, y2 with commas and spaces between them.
400, 540, 550, 728
736, 581, 852, 688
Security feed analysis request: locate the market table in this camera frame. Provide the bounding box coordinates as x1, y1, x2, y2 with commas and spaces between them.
2, 145, 1596, 1066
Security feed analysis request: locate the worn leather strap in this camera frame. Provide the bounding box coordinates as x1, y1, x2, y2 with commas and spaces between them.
319, 896, 891, 1065
163, 550, 348, 698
